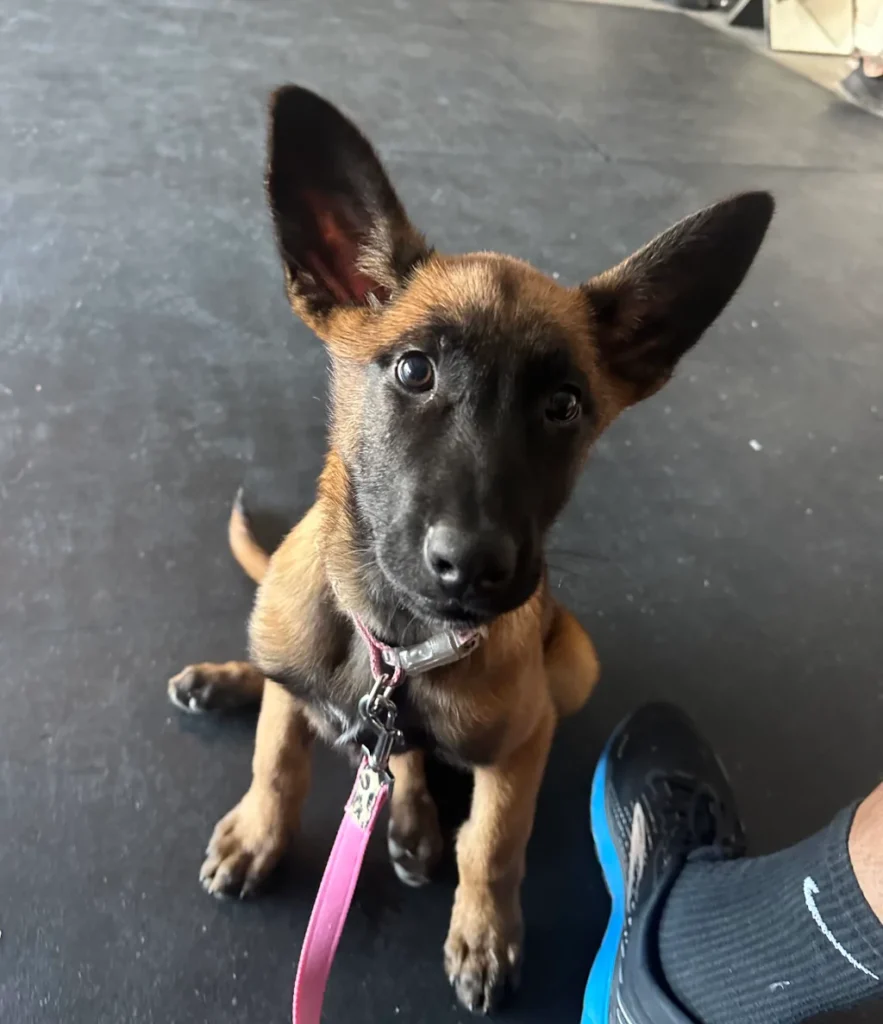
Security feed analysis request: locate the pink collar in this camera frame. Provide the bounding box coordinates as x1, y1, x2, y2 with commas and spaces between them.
291, 615, 483, 1024
352, 614, 484, 686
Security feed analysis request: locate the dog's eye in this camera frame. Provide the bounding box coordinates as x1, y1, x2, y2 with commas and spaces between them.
545, 387, 582, 424
395, 351, 435, 392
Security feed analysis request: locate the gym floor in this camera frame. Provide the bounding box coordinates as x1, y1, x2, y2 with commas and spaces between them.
2, 1, 881, 1022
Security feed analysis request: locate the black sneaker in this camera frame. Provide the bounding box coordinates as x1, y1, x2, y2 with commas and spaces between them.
582, 703, 745, 1024
840, 64, 883, 119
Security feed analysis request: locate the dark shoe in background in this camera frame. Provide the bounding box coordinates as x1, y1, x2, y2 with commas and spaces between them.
840, 62, 883, 118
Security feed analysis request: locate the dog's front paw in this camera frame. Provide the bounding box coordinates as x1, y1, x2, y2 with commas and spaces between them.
199, 790, 288, 899
444, 887, 523, 1014
388, 787, 443, 888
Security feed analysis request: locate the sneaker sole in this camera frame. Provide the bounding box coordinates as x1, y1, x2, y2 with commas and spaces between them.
580, 721, 628, 1024
838, 81, 883, 118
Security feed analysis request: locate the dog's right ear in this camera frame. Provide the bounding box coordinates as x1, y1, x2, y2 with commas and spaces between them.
266, 86, 430, 332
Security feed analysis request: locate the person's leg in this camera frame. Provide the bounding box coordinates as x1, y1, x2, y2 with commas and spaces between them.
582, 703, 883, 1024
850, 783, 883, 923
658, 784, 883, 1024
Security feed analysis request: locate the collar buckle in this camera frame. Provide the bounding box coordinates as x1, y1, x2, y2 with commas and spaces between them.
382, 627, 484, 675
352, 616, 485, 773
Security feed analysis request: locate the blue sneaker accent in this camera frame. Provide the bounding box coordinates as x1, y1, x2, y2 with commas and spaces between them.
581, 725, 626, 1024
580, 704, 745, 1024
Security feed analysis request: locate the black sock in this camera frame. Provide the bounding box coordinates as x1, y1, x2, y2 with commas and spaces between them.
658, 805, 883, 1024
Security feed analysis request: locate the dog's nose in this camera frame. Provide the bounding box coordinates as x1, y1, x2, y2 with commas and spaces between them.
423, 523, 517, 598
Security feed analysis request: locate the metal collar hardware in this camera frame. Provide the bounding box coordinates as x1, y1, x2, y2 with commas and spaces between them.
352, 617, 484, 773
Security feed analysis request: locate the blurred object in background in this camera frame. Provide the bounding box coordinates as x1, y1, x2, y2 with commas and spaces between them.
841, 0, 883, 116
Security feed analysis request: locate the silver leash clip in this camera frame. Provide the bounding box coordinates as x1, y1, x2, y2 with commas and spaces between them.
358, 674, 402, 774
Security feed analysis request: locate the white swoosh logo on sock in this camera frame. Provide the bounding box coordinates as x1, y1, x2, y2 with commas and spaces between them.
803, 876, 879, 980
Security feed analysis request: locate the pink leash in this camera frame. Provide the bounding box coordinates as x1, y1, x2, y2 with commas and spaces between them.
291, 617, 482, 1024
291, 758, 391, 1024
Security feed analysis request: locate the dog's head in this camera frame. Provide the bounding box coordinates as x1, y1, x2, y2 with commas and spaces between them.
266, 86, 773, 627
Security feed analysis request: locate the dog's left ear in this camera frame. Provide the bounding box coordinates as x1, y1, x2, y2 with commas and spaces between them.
266, 85, 429, 327
584, 192, 774, 404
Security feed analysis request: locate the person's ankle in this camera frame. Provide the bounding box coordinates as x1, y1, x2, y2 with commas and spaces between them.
861, 56, 883, 78
848, 784, 883, 925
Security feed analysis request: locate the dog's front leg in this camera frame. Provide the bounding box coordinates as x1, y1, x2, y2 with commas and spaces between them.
200, 679, 313, 898
445, 708, 556, 1013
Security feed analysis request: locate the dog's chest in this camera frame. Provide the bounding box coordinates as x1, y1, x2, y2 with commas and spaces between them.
273, 630, 504, 767
316, 684, 438, 759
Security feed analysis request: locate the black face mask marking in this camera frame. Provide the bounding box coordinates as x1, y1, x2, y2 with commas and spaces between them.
347, 315, 595, 626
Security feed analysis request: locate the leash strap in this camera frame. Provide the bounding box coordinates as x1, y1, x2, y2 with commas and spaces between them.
291, 615, 482, 1024
292, 759, 390, 1024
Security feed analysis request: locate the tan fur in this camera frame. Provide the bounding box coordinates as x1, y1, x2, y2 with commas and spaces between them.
172, 372, 600, 1006
172, 100, 618, 1010
168, 660, 265, 711
543, 605, 601, 717
167, 91, 772, 1014
228, 500, 269, 584
387, 749, 444, 886
445, 704, 556, 1010
200, 680, 314, 897
170, 461, 599, 988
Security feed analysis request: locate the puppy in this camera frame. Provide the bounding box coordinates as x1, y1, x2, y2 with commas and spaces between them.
168, 86, 773, 1014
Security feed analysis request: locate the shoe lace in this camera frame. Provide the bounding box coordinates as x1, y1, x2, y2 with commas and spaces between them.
644, 770, 728, 872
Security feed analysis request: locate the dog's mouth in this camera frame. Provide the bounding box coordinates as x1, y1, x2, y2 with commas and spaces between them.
371, 555, 494, 629
376, 557, 540, 633
410, 594, 491, 628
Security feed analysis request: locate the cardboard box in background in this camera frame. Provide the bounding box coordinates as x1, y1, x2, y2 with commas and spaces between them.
769, 0, 855, 55
854, 0, 883, 52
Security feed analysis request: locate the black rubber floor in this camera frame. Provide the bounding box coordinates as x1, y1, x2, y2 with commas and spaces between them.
2, 1, 881, 1022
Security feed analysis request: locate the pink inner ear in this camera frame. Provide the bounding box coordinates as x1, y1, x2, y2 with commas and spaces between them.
307, 196, 385, 306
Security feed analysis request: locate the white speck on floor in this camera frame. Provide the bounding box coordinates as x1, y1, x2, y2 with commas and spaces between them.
749, 439, 763, 451
551, 271, 560, 279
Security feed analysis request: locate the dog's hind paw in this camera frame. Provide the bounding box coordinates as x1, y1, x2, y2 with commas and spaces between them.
168, 662, 263, 714
388, 788, 443, 888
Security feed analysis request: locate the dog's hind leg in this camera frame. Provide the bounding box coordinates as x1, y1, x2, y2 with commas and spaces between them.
200, 679, 314, 898
543, 605, 600, 717
388, 749, 443, 887
168, 661, 265, 714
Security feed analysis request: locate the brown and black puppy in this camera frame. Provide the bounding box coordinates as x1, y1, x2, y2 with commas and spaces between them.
167, 87, 773, 1013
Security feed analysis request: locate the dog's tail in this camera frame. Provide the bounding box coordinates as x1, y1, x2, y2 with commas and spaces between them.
228, 488, 270, 584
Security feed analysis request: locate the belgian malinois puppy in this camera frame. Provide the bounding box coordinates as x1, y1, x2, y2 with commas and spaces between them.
168, 86, 773, 1013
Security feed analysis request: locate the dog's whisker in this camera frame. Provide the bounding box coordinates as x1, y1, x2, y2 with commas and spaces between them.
546, 547, 610, 565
